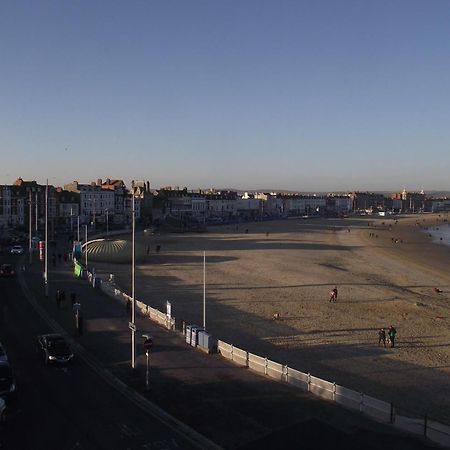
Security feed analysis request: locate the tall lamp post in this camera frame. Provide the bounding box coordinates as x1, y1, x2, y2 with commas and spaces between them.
105, 208, 109, 240
203, 251, 206, 330
131, 188, 136, 369
85, 224, 88, 268
28, 191, 32, 265
44, 180, 49, 297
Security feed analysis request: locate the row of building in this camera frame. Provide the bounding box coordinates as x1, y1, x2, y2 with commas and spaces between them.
1, 178, 450, 231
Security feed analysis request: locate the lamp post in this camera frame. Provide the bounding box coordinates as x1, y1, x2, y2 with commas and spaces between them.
28, 191, 32, 265
142, 334, 153, 390
44, 180, 48, 297
85, 225, 88, 268
35, 191, 38, 235
203, 251, 206, 330
131, 189, 136, 369
105, 208, 109, 240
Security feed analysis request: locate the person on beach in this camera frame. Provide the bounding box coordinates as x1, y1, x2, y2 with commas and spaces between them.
388, 326, 397, 348
329, 286, 338, 303
378, 328, 386, 347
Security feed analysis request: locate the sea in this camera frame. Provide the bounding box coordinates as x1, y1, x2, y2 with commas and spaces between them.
425, 222, 450, 248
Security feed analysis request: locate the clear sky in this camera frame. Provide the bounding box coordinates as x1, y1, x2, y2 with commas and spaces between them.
1, 0, 450, 192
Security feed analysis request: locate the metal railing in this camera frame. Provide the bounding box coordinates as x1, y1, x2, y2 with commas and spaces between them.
217, 341, 450, 448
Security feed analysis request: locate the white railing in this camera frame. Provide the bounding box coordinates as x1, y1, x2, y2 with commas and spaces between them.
217, 341, 450, 448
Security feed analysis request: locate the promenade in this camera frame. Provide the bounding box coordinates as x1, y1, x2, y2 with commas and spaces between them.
19, 238, 438, 450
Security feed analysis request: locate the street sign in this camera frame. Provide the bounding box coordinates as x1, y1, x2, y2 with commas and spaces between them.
144, 338, 153, 350
129, 322, 137, 332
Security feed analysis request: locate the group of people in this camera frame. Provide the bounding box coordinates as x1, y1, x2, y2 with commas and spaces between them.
327, 287, 398, 349
378, 326, 397, 348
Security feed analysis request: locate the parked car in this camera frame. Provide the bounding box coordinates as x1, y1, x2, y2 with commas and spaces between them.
10, 245, 24, 255
0, 343, 7, 363
36, 334, 74, 365
0, 362, 17, 401
0, 397, 6, 423
0, 264, 15, 277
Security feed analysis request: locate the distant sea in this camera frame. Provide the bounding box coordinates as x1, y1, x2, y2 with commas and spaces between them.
425, 223, 450, 248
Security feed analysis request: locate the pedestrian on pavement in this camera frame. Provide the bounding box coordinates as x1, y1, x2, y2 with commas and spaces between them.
388, 325, 397, 348
60, 290, 66, 307
56, 289, 61, 308
76, 310, 83, 336
378, 328, 386, 347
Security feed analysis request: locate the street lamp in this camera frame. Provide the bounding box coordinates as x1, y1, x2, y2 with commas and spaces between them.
142, 334, 153, 390
28, 190, 32, 265
44, 180, 49, 297
85, 224, 88, 268
105, 208, 109, 239
131, 189, 136, 369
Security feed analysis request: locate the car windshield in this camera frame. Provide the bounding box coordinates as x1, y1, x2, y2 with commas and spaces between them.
48, 340, 69, 351
0, 365, 12, 379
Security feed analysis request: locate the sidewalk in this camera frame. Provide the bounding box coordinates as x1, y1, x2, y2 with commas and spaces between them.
21, 249, 438, 450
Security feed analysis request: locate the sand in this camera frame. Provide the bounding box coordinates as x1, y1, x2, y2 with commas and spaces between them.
99, 213, 450, 423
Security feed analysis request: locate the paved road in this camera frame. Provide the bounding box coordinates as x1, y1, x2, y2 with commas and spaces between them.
0, 253, 206, 450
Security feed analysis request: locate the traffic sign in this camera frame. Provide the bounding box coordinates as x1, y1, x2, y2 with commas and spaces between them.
129, 322, 137, 332
144, 338, 153, 350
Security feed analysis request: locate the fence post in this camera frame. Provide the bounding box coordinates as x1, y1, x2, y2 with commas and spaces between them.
307, 373, 311, 392
390, 403, 395, 424
333, 382, 336, 402
264, 357, 268, 375
424, 414, 428, 438
359, 392, 364, 413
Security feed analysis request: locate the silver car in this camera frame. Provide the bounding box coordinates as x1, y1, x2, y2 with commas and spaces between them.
10, 245, 24, 255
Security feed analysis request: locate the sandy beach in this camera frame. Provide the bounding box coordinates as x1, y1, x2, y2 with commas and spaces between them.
97, 213, 450, 423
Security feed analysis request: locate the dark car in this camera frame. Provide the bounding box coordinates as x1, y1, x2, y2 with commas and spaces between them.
36, 334, 74, 365
0, 264, 15, 277
0, 362, 17, 401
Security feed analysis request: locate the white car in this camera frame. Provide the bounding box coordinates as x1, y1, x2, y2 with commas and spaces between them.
10, 245, 24, 255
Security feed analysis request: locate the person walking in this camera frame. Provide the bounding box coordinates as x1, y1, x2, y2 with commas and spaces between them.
329, 286, 338, 303
56, 289, 61, 308
76, 310, 83, 336
70, 292, 76, 306
388, 325, 397, 348
60, 290, 66, 307
378, 328, 386, 347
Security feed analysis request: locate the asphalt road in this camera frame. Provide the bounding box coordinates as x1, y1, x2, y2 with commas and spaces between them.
0, 253, 200, 450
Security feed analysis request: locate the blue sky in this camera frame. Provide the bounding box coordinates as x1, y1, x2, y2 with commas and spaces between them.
1, 0, 450, 192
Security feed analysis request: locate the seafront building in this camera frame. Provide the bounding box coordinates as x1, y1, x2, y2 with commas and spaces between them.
1, 178, 449, 235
